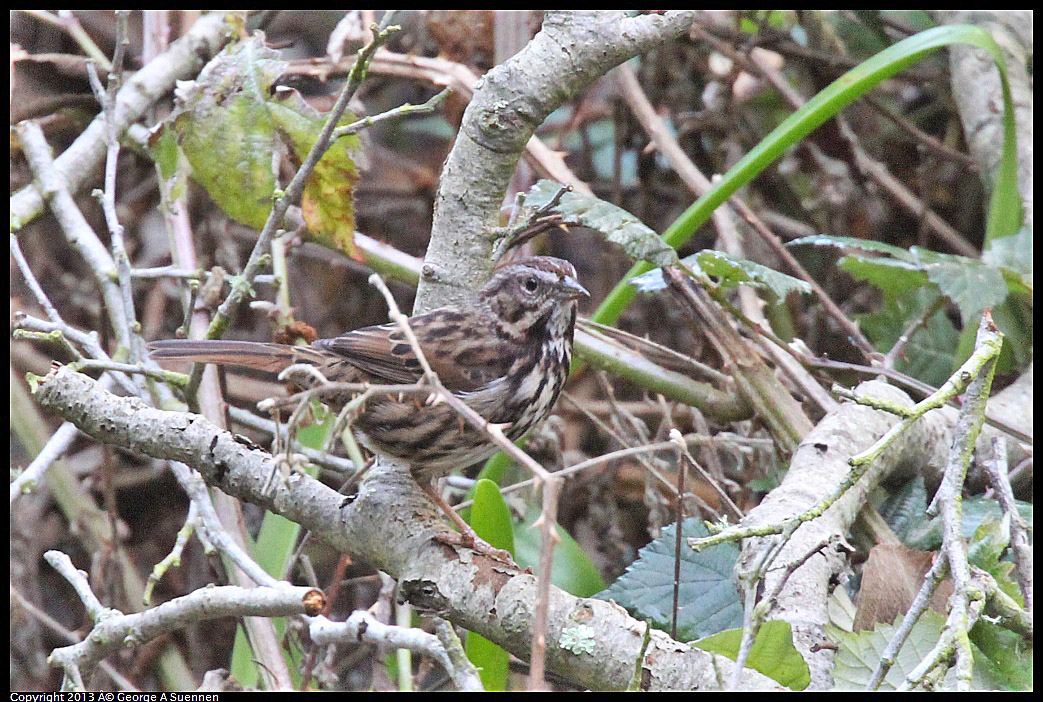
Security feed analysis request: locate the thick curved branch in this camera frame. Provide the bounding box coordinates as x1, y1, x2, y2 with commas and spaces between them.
417, 10, 697, 312
33, 366, 778, 691
734, 359, 1029, 689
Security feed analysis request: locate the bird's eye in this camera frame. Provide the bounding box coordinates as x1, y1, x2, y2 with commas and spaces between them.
523, 276, 539, 293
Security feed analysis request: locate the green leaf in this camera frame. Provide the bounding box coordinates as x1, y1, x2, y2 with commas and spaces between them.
967, 513, 1010, 573
838, 255, 930, 293
969, 618, 1033, 691
831, 610, 946, 690
294, 410, 335, 449
923, 259, 1008, 326
828, 585, 858, 634
465, 632, 509, 692
982, 226, 1033, 298
858, 291, 959, 387
988, 296, 1033, 370
147, 123, 189, 203
905, 496, 1033, 551
267, 90, 361, 259
148, 124, 180, 182
172, 35, 285, 230
836, 610, 1032, 691
169, 33, 360, 256
595, 519, 742, 640
790, 234, 917, 262
514, 505, 605, 598
801, 233, 1016, 331
968, 514, 1023, 605
692, 620, 810, 691
691, 250, 811, 300
877, 476, 928, 545
523, 180, 678, 266
982, 226, 1033, 277
630, 250, 811, 303
468, 479, 515, 554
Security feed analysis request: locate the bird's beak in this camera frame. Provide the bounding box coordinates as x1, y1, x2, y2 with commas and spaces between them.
558, 276, 590, 299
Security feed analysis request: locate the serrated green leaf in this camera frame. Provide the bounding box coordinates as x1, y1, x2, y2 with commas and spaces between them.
969, 617, 1033, 690
968, 513, 1010, 572
812, 236, 1018, 326
924, 260, 1008, 325
905, 496, 1033, 552
691, 250, 812, 301
629, 250, 811, 302
595, 518, 742, 640
984, 224, 1034, 281
858, 291, 958, 387
789, 234, 916, 261
877, 476, 928, 544
968, 513, 1024, 605
693, 620, 810, 691
829, 586, 858, 633
963, 497, 1033, 540
831, 610, 946, 690
523, 179, 677, 266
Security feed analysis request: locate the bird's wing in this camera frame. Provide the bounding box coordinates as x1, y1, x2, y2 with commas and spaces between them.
313, 310, 511, 391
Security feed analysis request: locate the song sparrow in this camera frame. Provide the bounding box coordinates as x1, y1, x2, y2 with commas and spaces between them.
150, 256, 587, 554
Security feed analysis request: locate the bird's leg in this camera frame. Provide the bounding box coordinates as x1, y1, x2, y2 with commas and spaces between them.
421, 481, 518, 567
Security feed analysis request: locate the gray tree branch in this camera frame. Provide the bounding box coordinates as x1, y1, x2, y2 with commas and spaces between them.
33, 366, 779, 691
416, 10, 698, 312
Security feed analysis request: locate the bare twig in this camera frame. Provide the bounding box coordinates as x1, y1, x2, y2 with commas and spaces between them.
897, 314, 1001, 691
671, 429, 744, 521
10, 233, 62, 324
690, 316, 1003, 554
16, 122, 131, 352
332, 87, 452, 140
10, 420, 83, 504
10, 584, 137, 691
12, 12, 235, 230
455, 440, 680, 511
87, 11, 141, 365
44, 549, 321, 691
983, 436, 1032, 614
19, 10, 112, 70
14, 315, 138, 397
309, 611, 480, 689
867, 551, 950, 690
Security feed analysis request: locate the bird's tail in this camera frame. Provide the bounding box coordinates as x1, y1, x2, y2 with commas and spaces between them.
148, 339, 325, 373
